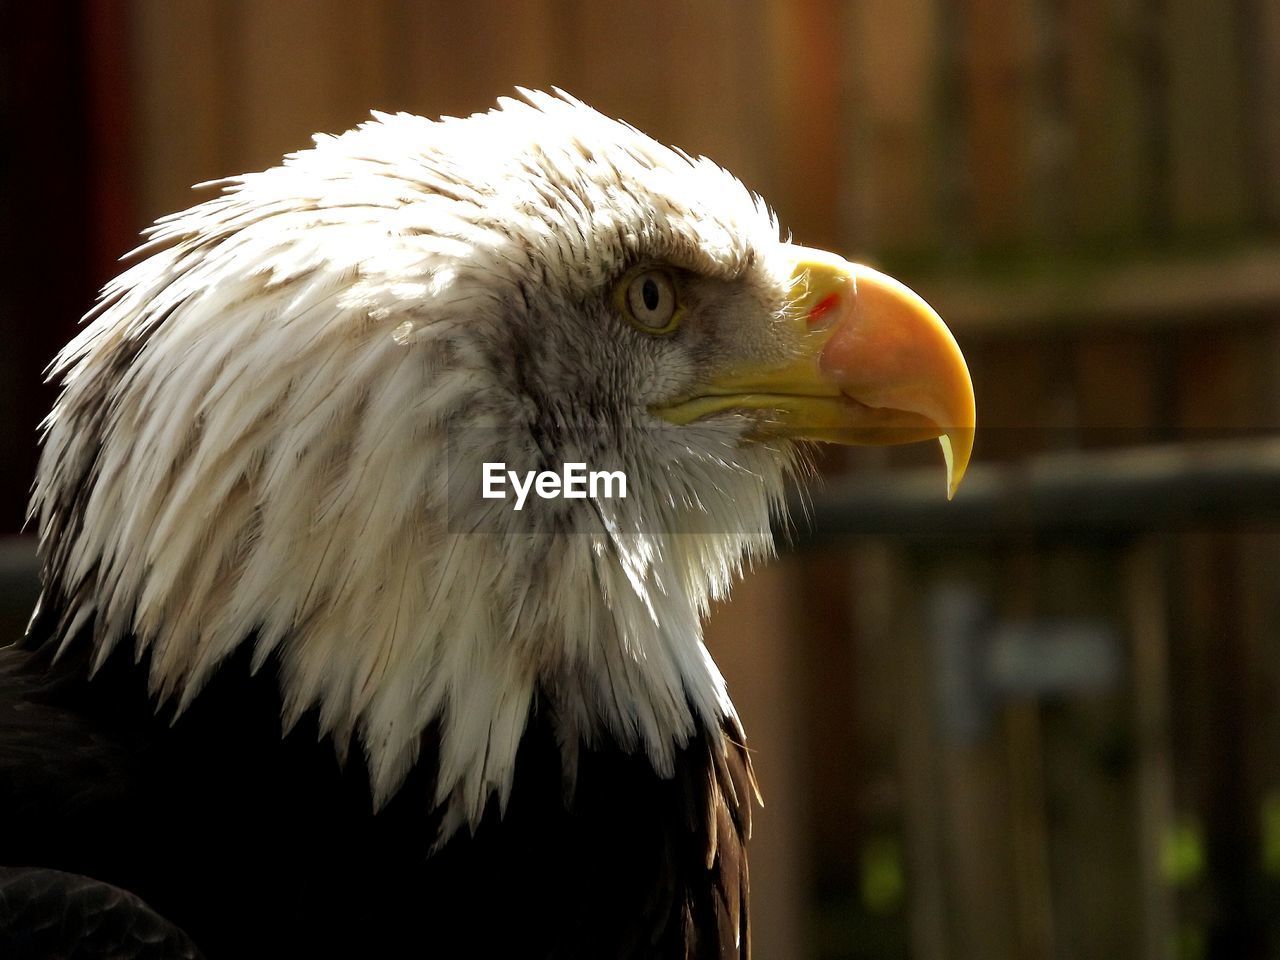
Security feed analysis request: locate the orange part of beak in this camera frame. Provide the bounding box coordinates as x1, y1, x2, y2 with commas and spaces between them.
805, 254, 975, 496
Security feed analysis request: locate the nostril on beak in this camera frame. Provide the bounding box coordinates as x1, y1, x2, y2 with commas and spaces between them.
806, 291, 844, 330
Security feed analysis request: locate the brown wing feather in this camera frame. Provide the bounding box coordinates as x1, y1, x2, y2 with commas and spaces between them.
685, 714, 759, 960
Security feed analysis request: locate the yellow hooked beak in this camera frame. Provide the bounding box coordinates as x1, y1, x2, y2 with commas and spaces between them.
652, 246, 976, 498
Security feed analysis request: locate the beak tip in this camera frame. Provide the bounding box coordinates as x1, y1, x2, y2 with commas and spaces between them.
940, 433, 972, 501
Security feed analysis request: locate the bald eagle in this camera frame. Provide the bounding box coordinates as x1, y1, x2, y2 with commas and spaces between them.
0, 91, 973, 958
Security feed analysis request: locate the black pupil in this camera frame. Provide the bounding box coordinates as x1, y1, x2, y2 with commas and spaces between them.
641, 277, 661, 312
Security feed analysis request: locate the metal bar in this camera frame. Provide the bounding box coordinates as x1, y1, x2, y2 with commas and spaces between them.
914, 244, 1280, 334
787, 436, 1280, 543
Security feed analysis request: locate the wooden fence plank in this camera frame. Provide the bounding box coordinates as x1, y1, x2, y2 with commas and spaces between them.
1062, 0, 1158, 241
846, 0, 944, 256
763, 0, 844, 249
916, 551, 1022, 960
956, 0, 1037, 248
330, 0, 396, 122
796, 548, 863, 897
1037, 547, 1142, 960
1073, 331, 1163, 446
1128, 540, 1178, 960
84, 1, 136, 277
916, 244, 1280, 334
394, 0, 557, 121
661, 0, 776, 195
939, 740, 1020, 960
1005, 698, 1055, 960
705, 558, 808, 960
1248, 0, 1280, 227
131, 0, 231, 223
1162, 0, 1249, 233
1174, 325, 1273, 432
235, 0, 345, 169
537, 0, 676, 141
888, 545, 952, 960
959, 336, 1062, 460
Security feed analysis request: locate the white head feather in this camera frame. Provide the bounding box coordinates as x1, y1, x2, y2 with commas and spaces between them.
32, 90, 802, 835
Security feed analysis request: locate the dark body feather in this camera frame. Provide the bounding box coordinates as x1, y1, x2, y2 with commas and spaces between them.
0, 606, 754, 959
0, 866, 203, 960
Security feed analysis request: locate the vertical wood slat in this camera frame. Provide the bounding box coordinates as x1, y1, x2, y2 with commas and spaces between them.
549, 0, 677, 139
1061, 0, 1157, 241
1236, 529, 1280, 797
1161, 0, 1249, 233
236, 0, 398, 173
84, 1, 136, 281
704, 559, 808, 960
1236, 526, 1280, 958
1194, 535, 1268, 955
330, 0, 396, 122
661, 0, 776, 196
1023, 0, 1072, 250
1045, 304, 1165, 959
1037, 548, 1144, 960
1174, 326, 1273, 432
235, 0, 350, 171
1072, 331, 1163, 447
131, 0, 232, 224
797, 548, 863, 886
1004, 700, 1054, 960
919, 551, 1022, 960
394, 0, 557, 122
1249, 0, 1280, 228
960, 337, 1063, 459
956, 0, 1037, 248
938, 742, 1020, 960
763, 0, 845, 250
845, 0, 944, 256
1173, 311, 1270, 953
1128, 540, 1178, 960
886, 546, 952, 960
999, 546, 1055, 960
847, 540, 922, 955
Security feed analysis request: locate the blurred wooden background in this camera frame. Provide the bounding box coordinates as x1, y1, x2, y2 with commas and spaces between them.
2, 1, 1279, 958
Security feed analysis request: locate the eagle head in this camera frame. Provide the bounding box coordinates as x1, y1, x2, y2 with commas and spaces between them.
32, 90, 973, 833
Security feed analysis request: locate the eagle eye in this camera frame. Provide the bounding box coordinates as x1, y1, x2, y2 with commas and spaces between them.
620, 268, 680, 334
